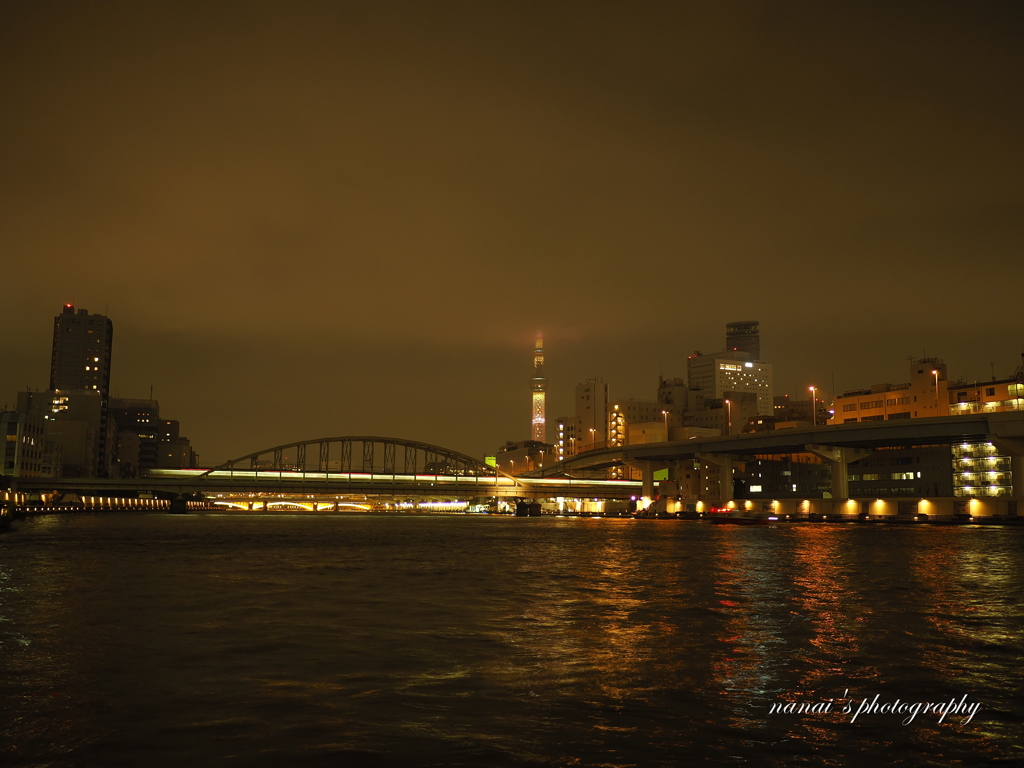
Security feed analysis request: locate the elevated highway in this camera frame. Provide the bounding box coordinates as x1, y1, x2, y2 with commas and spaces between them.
527, 411, 1024, 504
536, 412, 1024, 473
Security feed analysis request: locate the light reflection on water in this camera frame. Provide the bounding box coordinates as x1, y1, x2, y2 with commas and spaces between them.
0, 514, 1021, 767
709, 528, 782, 729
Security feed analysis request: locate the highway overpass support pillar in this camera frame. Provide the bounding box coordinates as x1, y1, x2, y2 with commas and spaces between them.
628, 461, 656, 500
643, 461, 656, 499
624, 460, 673, 503
696, 453, 734, 503
805, 444, 872, 500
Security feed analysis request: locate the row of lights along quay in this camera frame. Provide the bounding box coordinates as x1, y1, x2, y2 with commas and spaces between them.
492, 322, 1024, 524
4, 313, 1024, 525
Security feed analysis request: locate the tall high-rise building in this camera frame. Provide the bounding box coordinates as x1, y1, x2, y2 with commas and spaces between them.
50, 304, 113, 395
531, 335, 546, 442
49, 304, 113, 476
725, 320, 760, 360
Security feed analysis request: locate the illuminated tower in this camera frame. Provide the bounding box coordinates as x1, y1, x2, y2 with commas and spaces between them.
531, 335, 547, 442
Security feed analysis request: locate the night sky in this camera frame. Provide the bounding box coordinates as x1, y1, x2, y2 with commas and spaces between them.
2, 1, 1022, 465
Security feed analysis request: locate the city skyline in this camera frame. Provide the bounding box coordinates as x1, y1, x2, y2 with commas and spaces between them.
2, 2, 1022, 463
4, 303, 1021, 468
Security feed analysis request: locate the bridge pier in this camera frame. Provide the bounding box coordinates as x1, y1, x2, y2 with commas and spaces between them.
626, 460, 677, 510
626, 460, 655, 502
696, 453, 734, 503
805, 443, 872, 501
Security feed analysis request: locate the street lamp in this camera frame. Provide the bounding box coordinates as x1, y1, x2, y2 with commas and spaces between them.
662, 410, 669, 440
589, 427, 596, 449
932, 369, 939, 411
724, 399, 732, 433
809, 386, 817, 426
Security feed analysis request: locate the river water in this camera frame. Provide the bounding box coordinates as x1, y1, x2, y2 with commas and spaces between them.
1, 513, 1021, 767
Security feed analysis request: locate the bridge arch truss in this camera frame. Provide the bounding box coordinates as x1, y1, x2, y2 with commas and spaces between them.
203, 436, 508, 481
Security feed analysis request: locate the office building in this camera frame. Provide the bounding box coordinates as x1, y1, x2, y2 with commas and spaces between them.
739, 454, 831, 499
157, 419, 197, 469
725, 321, 760, 359
829, 358, 949, 424
608, 398, 665, 447
50, 304, 113, 395
1, 410, 45, 477
743, 394, 831, 431
947, 377, 1024, 416
109, 398, 161, 472
687, 350, 773, 417
554, 379, 609, 460
49, 304, 113, 475
656, 377, 688, 430
18, 389, 106, 478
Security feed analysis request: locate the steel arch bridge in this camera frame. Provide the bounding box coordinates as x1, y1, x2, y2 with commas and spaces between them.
201, 436, 508, 480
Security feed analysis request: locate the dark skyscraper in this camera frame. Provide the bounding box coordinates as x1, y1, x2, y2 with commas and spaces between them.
50, 304, 113, 395
49, 304, 113, 476
725, 320, 760, 360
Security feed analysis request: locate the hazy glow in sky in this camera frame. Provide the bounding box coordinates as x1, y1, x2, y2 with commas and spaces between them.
2, 1, 1021, 462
